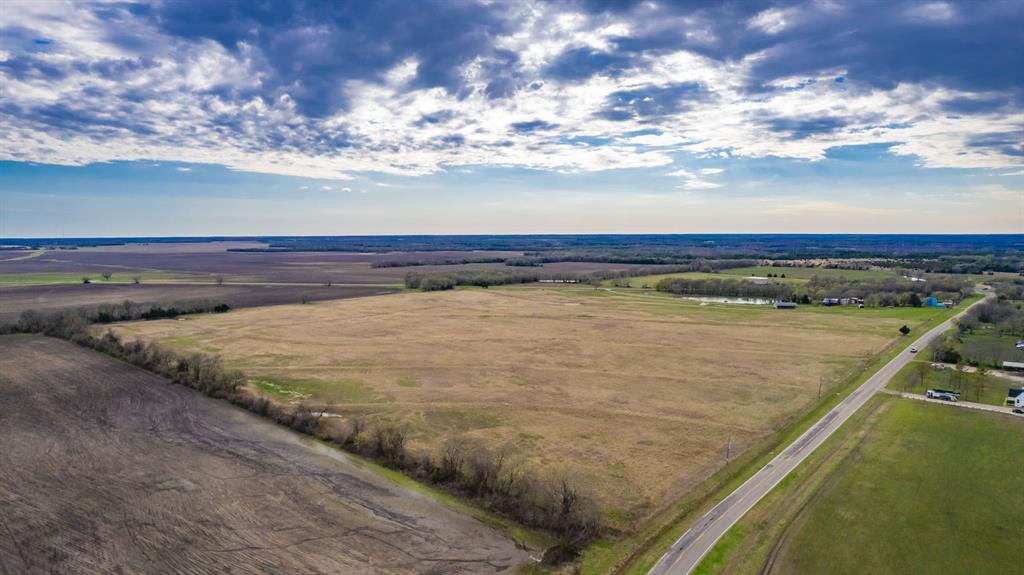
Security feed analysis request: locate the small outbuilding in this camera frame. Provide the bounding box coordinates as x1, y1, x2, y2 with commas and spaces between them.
1007, 388, 1024, 407
1003, 361, 1024, 371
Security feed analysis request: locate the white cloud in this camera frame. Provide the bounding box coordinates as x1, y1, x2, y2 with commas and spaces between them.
175, 167, 192, 172
907, 2, 955, 23
747, 8, 797, 34
0, 0, 1019, 183
667, 167, 722, 190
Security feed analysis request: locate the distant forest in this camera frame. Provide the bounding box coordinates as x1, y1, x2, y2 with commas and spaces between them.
4, 235, 1021, 272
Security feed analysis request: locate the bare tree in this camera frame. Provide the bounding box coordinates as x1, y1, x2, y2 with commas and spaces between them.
215, 276, 224, 286
913, 361, 930, 392
131, 275, 141, 284
101, 272, 112, 280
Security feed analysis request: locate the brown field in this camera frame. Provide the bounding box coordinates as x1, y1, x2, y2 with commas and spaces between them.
110, 287, 931, 527
0, 283, 395, 324
0, 242, 659, 284
0, 335, 526, 574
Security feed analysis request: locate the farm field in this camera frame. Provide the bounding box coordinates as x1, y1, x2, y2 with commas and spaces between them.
719, 266, 896, 281
0, 271, 200, 285
0, 335, 526, 574
109, 286, 952, 527
0, 283, 395, 324
0, 242, 660, 285
763, 398, 1024, 575
608, 265, 896, 289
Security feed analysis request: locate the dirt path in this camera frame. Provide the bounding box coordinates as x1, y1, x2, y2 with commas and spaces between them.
0, 335, 527, 574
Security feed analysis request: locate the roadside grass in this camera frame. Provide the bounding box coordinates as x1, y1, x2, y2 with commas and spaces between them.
690, 396, 896, 575
0, 271, 196, 286
758, 398, 1024, 575
582, 294, 979, 575
887, 360, 1012, 406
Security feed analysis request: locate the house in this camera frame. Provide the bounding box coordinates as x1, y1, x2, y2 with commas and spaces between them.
748, 276, 771, 285
839, 297, 864, 305
925, 296, 945, 307
775, 301, 798, 309
822, 297, 840, 306
1007, 388, 1024, 407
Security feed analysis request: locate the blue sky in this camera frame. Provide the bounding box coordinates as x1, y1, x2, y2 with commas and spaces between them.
1, 0, 1022, 236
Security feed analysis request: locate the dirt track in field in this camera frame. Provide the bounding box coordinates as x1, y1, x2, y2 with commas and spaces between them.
0, 335, 527, 575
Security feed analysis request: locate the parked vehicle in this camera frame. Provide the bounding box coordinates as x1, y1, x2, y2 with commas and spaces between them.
1012, 409, 1024, 415
910, 347, 918, 353
926, 389, 958, 402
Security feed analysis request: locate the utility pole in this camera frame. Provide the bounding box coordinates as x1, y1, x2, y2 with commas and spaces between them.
726, 436, 733, 463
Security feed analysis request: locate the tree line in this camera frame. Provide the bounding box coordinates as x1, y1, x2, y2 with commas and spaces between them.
656, 277, 796, 300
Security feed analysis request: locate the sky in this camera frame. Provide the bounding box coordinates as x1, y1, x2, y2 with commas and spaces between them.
1, 0, 1022, 237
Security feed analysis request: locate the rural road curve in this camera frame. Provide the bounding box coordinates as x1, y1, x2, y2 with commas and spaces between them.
648, 294, 992, 575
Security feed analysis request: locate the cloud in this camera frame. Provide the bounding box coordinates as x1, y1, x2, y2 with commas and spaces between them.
667, 167, 722, 190
0, 0, 1020, 181
176, 167, 192, 172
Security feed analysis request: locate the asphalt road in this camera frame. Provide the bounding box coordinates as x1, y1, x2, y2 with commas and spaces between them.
648, 296, 991, 575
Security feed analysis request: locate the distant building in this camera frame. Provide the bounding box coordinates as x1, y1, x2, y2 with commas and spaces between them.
538, 278, 580, 283
775, 301, 798, 309
822, 297, 840, 306
1003, 361, 1024, 371
925, 296, 945, 307
748, 276, 771, 285
1007, 388, 1024, 407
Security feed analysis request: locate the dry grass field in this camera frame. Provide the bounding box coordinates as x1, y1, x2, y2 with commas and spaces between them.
0, 335, 526, 574
111, 287, 937, 527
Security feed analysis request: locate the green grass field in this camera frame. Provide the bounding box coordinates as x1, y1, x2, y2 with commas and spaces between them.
720, 266, 896, 281
959, 332, 1024, 367
887, 360, 1013, 406
0, 271, 198, 286
605, 266, 896, 289
767, 398, 1024, 575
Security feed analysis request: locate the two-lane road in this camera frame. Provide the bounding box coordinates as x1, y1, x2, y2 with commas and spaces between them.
649, 295, 991, 575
